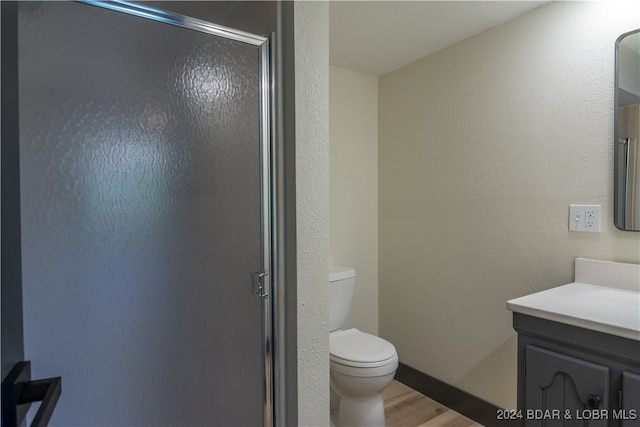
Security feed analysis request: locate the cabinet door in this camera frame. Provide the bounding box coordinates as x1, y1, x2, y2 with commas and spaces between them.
525, 345, 610, 427
622, 371, 640, 427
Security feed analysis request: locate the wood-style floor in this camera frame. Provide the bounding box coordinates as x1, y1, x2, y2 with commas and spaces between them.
383, 380, 484, 427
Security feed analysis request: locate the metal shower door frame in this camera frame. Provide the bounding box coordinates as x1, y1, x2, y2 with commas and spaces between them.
77, 1, 275, 425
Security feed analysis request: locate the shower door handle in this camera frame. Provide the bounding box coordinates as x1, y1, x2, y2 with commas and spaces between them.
252, 271, 269, 298
1, 361, 62, 427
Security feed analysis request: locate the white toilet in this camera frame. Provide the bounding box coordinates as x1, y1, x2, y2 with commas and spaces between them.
329, 267, 398, 427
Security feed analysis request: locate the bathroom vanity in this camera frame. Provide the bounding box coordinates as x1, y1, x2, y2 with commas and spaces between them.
507, 258, 640, 427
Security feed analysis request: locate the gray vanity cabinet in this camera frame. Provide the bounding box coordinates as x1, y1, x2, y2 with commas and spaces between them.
513, 313, 640, 427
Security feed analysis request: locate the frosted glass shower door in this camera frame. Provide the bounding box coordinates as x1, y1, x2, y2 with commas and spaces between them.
18, 2, 271, 426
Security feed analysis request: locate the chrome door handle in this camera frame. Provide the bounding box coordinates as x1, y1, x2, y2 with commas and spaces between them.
252, 271, 269, 298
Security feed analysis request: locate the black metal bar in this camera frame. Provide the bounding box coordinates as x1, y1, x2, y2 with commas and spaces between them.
1, 361, 62, 427
28, 377, 62, 427
1, 0, 26, 382
1, 361, 31, 427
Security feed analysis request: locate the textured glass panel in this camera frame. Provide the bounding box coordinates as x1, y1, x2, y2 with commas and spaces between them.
19, 2, 264, 425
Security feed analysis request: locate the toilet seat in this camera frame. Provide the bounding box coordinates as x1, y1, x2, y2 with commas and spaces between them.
330, 328, 397, 373
330, 354, 398, 377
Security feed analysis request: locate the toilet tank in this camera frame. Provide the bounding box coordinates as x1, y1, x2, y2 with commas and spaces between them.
329, 266, 356, 332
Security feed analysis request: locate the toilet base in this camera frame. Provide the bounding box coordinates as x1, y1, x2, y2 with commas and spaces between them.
337, 394, 385, 427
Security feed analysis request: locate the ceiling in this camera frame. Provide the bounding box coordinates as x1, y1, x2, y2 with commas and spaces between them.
330, 1, 549, 76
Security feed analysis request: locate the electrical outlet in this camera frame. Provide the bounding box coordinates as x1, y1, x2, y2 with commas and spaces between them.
585, 207, 596, 229
569, 204, 601, 233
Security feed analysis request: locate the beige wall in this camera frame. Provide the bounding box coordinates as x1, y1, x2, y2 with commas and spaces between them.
329, 66, 379, 335
295, 2, 330, 425
378, 1, 640, 409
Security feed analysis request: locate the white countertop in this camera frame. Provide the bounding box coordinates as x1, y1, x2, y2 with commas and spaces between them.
507, 282, 640, 341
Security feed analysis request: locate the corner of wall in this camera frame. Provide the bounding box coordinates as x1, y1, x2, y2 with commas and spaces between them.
329, 66, 379, 335
295, 2, 330, 426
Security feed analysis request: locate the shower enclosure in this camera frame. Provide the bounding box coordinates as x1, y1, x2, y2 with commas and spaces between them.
3, 1, 276, 425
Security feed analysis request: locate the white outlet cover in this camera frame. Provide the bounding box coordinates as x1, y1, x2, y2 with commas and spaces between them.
569, 204, 601, 233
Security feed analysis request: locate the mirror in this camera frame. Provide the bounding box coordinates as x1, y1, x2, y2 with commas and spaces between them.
615, 29, 640, 231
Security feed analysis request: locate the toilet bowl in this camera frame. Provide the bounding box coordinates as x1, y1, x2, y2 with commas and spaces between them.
330, 328, 398, 427
329, 267, 398, 427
